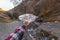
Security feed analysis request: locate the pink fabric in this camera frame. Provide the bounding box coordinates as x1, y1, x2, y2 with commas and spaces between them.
5, 25, 25, 40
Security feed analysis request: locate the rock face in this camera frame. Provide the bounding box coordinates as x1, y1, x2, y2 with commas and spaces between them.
0, 0, 60, 23
12, 0, 60, 22
22, 22, 60, 40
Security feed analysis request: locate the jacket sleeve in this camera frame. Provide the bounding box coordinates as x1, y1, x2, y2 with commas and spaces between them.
5, 25, 26, 40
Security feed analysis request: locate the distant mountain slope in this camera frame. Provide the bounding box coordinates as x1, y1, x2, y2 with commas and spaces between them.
0, 0, 60, 23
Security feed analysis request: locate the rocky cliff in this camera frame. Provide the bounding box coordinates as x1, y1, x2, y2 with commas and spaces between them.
0, 0, 60, 23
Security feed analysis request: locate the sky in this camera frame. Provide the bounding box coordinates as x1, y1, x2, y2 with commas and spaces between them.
0, 0, 14, 11
0, 0, 23, 11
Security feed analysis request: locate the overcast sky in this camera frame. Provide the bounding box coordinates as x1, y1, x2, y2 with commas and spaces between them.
0, 0, 14, 11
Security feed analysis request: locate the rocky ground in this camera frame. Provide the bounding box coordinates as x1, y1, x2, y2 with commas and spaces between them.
0, 21, 23, 40
0, 21, 60, 40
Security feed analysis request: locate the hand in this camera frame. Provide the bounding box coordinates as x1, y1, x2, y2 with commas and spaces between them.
23, 21, 31, 26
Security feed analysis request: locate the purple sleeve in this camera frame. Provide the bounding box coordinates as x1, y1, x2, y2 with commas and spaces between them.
5, 25, 26, 40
